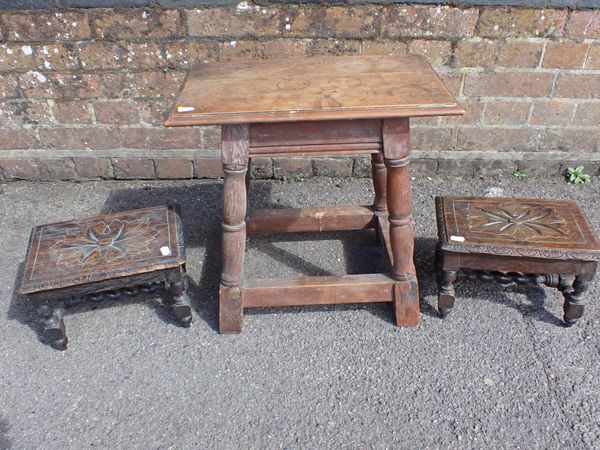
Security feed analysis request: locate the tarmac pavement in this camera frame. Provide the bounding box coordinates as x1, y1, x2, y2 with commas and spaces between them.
0, 173, 599, 449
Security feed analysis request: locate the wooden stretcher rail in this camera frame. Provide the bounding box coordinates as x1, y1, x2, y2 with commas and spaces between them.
247, 205, 376, 234
242, 273, 395, 308
249, 142, 382, 157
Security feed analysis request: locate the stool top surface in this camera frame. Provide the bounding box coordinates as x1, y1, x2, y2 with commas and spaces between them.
164, 55, 464, 126
19, 205, 185, 295
436, 196, 600, 261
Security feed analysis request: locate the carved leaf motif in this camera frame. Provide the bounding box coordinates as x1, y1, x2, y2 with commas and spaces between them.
50, 218, 161, 268
467, 203, 568, 241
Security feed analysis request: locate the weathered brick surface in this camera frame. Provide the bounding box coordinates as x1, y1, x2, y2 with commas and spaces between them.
73, 157, 114, 178
543, 42, 589, 69
52, 100, 93, 124
0, 5, 599, 181
483, 100, 530, 125
155, 158, 194, 178
530, 101, 575, 126
464, 72, 554, 97
40, 128, 121, 150
381, 6, 478, 39
92, 9, 183, 40
478, 8, 567, 38
94, 101, 139, 125
112, 157, 155, 179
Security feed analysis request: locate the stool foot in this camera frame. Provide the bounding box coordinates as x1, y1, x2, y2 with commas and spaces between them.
560, 274, 590, 327
392, 277, 419, 326
219, 285, 243, 333
168, 280, 193, 327
438, 270, 457, 318
38, 303, 67, 350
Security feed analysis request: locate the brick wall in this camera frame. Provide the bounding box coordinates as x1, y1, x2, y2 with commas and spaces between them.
0, 4, 599, 180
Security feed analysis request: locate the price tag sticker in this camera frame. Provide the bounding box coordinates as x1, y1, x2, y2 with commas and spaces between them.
450, 235, 465, 242
160, 246, 172, 256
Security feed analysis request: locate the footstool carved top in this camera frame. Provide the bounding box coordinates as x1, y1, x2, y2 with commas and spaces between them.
19, 205, 185, 295
436, 197, 600, 261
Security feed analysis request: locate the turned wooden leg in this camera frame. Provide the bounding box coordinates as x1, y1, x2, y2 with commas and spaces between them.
37, 301, 67, 350
220, 124, 249, 333
372, 152, 387, 243
168, 271, 193, 327
560, 264, 596, 327
382, 118, 419, 326
438, 270, 458, 318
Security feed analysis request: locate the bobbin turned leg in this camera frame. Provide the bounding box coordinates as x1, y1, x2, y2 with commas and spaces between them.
560, 263, 596, 327
382, 118, 419, 326
438, 270, 457, 318
219, 124, 250, 333
371, 152, 387, 243
36, 300, 67, 350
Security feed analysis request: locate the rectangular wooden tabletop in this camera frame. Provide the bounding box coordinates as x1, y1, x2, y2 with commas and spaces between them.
165, 55, 464, 126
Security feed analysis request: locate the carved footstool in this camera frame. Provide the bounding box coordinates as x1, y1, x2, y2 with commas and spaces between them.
18, 205, 193, 350
435, 196, 599, 326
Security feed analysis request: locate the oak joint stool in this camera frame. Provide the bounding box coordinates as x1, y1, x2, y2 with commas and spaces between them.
435, 196, 600, 326
165, 55, 464, 333
18, 205, 193, 350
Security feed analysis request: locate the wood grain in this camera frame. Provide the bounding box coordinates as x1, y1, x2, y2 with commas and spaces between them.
165, 55, 464, 126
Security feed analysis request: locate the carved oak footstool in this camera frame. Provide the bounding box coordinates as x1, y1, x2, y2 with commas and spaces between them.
18, 205, 193, 350
435, 196, 599, 326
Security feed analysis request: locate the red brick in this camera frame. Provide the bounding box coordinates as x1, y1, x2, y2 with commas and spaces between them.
94, 101, 139, 125
310, 39, 361, 56
263, 39, 311, 59
411, 128, 455, 151
454, 40, 498, 68
52, 100, 93, 124
0, 159, 40, 179
586, 45, 600, 70
361, 40, 408, 56
0, 101, 52, 127
120, 128, 200, 149
538, 129, 600, 152
164, 40, 217, 69
19, 72, 104, 100
112, 157, 155, 179
40, 128, 120, 150
478, 8, 567, 38
530, 101, 575, 126
33, 44, 79, 71
573, 103, 600, 126
38, 159, 79, 180
155, 159, 194, 179
201, 126, 221, 150
79, 42, 165, 70
382, 6, 478, 39
457, 127, 543, 152
218, 40, 263, 61
134, 99, 172, 126
273, 158, 313, 179
92, 9, 183, 40
287, 6, 379, 38
1, 11, 91, 42
411, 116, 438, 126
496, 41, 543, 68
73, 157, 114, 179
438, 72, 463, 97
484, 101, 530, 125
408, 40, 452, 67
440, 100, 485, 126
101, 71, 185, 99
187, 6, 282, 38
313, 158, 353, 177
554, 74, 600, 99
543, 42, 588, 69
0, 129, 39, 149
0, 44, 36, 71
193, 158, 223, 178
566, 10, 600, 40
464, 72, 554, 97
0, 74, 19, 99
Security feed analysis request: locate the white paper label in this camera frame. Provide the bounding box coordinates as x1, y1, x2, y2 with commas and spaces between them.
450, 235, 465, 242
160, 246, 172, 256
177, 106, 195, 113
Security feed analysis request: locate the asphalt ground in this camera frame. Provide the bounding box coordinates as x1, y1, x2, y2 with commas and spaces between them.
1, 173, 599, 449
